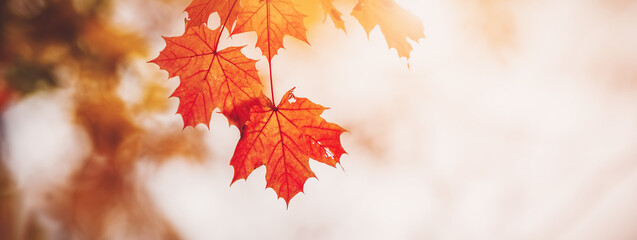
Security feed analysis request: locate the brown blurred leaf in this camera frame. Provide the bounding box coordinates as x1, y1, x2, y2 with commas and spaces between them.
0, 161, 19, 240
48, 157, 179, 240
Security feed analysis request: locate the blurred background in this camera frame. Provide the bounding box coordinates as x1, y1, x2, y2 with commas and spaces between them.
1, 0, 637, 239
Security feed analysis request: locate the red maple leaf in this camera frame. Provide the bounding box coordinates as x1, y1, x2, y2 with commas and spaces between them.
185, 0, 240, 30
150, 26, 263, 128
232, 0, 309, 61
230, 88, 346, 204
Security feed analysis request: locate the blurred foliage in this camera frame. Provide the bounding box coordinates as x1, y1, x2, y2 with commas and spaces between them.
0, 161, 18, 240
0, 0, 145, 95
0, 0, 208, 239
0, 78, 13, 111
3, 62, 55, 94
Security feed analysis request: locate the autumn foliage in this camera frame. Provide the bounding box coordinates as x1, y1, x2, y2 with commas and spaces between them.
152, 0, 424, 204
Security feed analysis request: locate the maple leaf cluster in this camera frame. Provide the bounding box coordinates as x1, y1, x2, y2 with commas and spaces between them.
151, 0, 423, 205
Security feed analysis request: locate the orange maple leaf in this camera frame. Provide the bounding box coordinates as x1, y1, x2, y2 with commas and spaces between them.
320, 0, 346, 32
351, 0, 424, 58
185, 0, 240, 30
150, 26, 263, 128
230, 88, 346, 204
232, 0, 309, 61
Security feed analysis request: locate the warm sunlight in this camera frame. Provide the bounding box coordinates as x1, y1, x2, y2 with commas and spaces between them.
2, 0, 637, 239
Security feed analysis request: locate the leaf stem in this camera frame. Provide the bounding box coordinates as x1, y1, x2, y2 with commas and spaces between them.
268, 58, 275, 104
266, 0, 275, 104
213, 0, 239, 51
